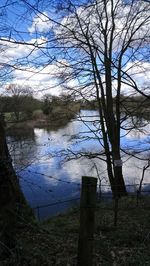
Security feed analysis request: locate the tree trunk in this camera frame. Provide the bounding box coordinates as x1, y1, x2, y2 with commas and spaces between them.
0, 116, 30, 254
113, 164, 127, 197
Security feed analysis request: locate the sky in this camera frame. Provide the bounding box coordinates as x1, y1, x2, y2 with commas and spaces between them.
0, 0, 149, 98
0, 0, 62, 96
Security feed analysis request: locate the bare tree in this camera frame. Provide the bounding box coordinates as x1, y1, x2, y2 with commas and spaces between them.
37, 0, 149, 196
5, 84, 33, 121
0, 0, 149, 226
10, 0, 149, 197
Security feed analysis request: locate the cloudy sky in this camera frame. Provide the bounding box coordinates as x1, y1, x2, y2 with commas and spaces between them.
0, 0, 149, 97
0, 0, 62, 96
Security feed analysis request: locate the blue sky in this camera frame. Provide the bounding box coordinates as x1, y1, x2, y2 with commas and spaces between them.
0, 0, 149, 97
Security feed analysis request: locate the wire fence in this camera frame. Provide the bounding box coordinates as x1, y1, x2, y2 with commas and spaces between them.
30, 183, 150, 221
15, 167, 150, 221
33, 197, 80, 221
1, 174, 150, 265
20, 168, 150, 191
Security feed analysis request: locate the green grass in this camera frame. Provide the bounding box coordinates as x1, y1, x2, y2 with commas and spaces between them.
1, 196, 150, 265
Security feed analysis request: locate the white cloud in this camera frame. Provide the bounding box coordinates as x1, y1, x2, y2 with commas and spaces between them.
56, 0, 150, 52
125, 61, 150, 85
0, 37, 62, 97
0, 36, 71, 97
1, 1, 149, 98
0, 37, 47, 65
29, 12, 53, 33
54, 0, 150, 98
121, 61, 150, 95
8, 63, 67, 97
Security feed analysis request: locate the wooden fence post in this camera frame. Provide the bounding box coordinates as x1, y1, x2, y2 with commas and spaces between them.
77, 176, 97, 266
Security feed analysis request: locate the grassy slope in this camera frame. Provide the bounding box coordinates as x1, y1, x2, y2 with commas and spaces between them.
1, 196, 150, 265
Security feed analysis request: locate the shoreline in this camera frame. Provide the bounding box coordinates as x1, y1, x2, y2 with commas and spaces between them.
5, 115, 75, 134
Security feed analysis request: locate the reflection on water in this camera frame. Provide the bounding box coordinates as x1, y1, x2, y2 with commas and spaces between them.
7, 110, 150, 219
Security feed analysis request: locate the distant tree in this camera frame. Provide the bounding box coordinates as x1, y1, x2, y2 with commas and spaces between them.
59, 93, 74, 104
5, 84, 33, 121
42, 94, 53, 115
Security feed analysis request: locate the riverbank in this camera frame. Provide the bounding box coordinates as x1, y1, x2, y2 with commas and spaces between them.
5, 108, 78, 134
1, 195, 150, 265
5, 102, 150, 135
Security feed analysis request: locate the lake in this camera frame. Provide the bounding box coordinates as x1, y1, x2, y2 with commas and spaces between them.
7, 110, 150, 219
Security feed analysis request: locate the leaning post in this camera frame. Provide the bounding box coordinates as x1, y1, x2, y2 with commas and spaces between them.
77, 176, 97, 266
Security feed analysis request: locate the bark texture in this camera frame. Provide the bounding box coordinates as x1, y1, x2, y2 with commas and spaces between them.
0, 116, 31, 256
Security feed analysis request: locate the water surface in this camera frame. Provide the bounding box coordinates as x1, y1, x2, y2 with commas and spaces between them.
7, 110, 150, 219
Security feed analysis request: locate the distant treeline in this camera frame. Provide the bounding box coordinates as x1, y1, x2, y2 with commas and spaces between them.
1, 94, 149, 122
119, 95, 150, 119
0, 95, 42, 113
78, 95, 150, 111
0, 95, 42, 121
